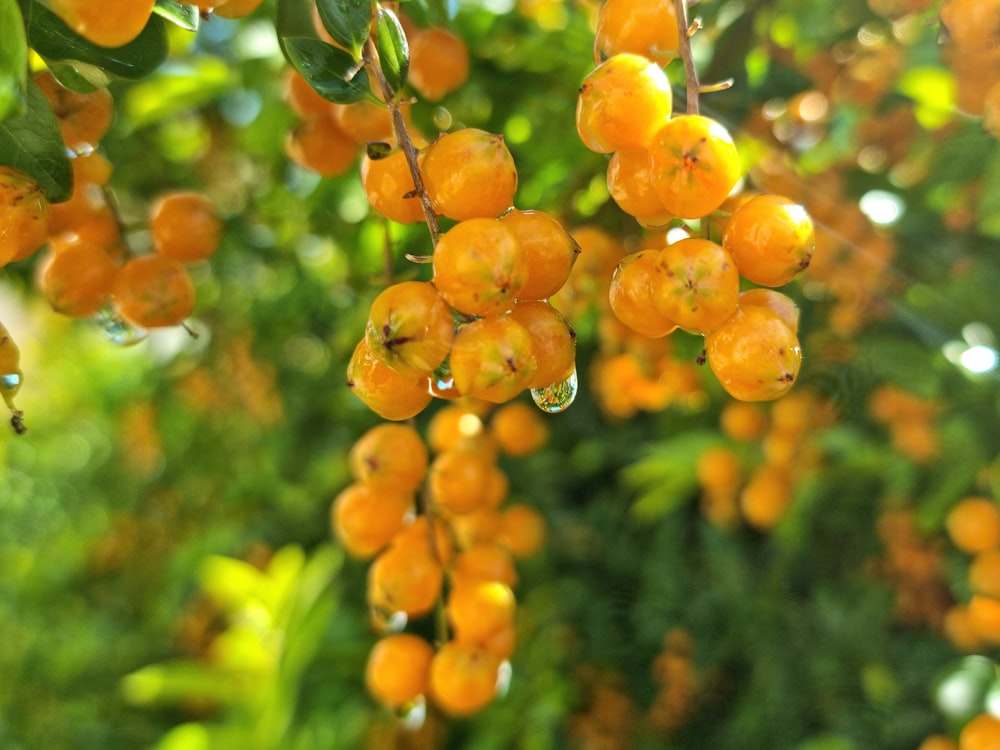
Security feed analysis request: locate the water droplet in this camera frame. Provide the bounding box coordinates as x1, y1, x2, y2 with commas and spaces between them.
368, 605, 407, 634
91, 306, 147, 346
1, 371, 21, 392
395, 695, 427, 730
531, 368, 578, 413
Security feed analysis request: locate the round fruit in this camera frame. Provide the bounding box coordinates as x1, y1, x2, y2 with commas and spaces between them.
722, 194, 814, 287
39, 236, 119, 318
498, 209, 580, 300
449, 315, 538, 403
365, 281, 455, 376
422, 129, 518, 220
606, 149, 673, 226
576, 53, 673, 153
595, 0, 680, 63
346, 338, 432, 421
653, 238, 740, 334
331, 482, 412, 558
349, 422, 428, 491
360, 148, 425, 224
150, 191, 223, 263
609, 250, 678, 338
113, 254, 196, 328
946, 496, 1000, 554
429, 641, 501, 716
35, 71, 114, 152
705, 305, 802, 402
432, 219, 527, 316
507, 300, 576, 389
0, 166, 49, 266
284, 114, 357, 177
48, 0, 155, 48
365, 633, 434, 708
408, 27, 471, 101
648, 114, 742, 219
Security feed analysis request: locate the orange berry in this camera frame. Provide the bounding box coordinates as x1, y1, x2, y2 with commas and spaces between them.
48, 0, 155, 48
918, 735, 958, 750
284, 114, 357, 177
365, 633, 434, 708
653, 238, 740, 334
150, 191, 223, 263
432, 218, 527, 316
422, 129, 518, 220
448, 579, 516, 644
365, 281, 455, 377
429, 445, 495, 515
946, 497, 1000, 554
0, 166, 49, 266
740, 464, 792, 530
449, 314, 538, 403
490, 401, 550, 456
606, 149, 673, 226
738, 288, 801, 334
450, 507, 503, 549
113, 254, 196, 328
498, 209, 580, 300
39, 236, 119, 318
595, 0, 680, 63
497, 503, 546, 558
967, 595, 1000, 643
393, 515, 456, 566
507, 300, 576, 390
451, 543, 518, 588
696, 445, 743, 495
332, 100, 396, 146
212, 0, 266, 18
959, 712, 1000, 750
408, 27, 471, 101
705, 305, 802, 402
331, 482, 412, 558
719, 401, 768, 441
941, 0, 1000, 51
34, 71, 114, 151
722, 194, 815, 287
648, 114, 742, 219
349, 422, 429, 492
284, 70, 334, 119
427, 404, 486, 454
969, 548, 1000, 599
429, 641, 501, 716
360, 148, 425, 224
347, 338, 433, 421
576, 53, 672, 153
368, 539, 444, 618
608, 250, 678, 338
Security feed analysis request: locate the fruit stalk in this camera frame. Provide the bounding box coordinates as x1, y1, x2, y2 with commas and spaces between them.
673, 0, 701, 115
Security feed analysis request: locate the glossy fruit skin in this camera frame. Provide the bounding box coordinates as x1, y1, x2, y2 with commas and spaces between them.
429, 445, 494, 515
365, 281, 455, 377
349, 423, 428, 492
432, 219, 527, 317
284, 115, 357, 177
422, 129, 518, 220
576, 53, 673, 153
608, 250, 676, 338
49, 0, 155, 48
408, 27, 471, 101
150, 191, 223, 263
365, 633, 434, 708
737, 288, 800, 333
705, 305, 802, 402
448, 580, 516, 644
429, 641, 501, 717
331, 482, 412, 559
648, 115, 742, 219
113, 254, 196, 328
595, 0, 680, 63
653, 238, 740, 334
507, 300, 576, 389
368, 537, 444, 618
606, 149, 673, 226
491, 401, 549, 457
498, 209, 580, 300
39, 237, 119, 318
946, 497, 1000, 554
360, 149, 424, 224
346, 338, 432, 421
449, 315, 538, 403
722, 194, 814, 287
0, 167, 49, 266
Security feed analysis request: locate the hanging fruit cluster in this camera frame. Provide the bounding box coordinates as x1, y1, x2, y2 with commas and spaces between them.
577, 0, 816, 402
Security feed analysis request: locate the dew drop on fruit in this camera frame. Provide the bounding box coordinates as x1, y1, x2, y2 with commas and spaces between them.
369, 605, 408, 634
530, 367, 578, 413
1, 371, 21, 393
394, 695, 427, 730
92, 306, 147, 346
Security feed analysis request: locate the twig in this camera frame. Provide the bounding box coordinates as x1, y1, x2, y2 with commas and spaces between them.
673, 0, 701, 115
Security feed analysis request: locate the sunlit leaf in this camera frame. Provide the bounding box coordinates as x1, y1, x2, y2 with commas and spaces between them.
0, 0, 28, 122
0, 78, 72, 202
283, 36, 372, 104
316, 0, 374, 59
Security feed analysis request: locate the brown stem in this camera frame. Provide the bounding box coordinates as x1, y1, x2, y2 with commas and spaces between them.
673, 0, 700, 115
361, 38, 442, 247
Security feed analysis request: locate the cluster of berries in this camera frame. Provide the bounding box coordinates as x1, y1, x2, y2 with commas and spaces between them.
332, 401, 548, 717
349, 127, 580, 419
576, 5, 817, 402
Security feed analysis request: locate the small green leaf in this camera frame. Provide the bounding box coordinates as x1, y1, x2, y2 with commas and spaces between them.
276, 0, 319, 61
0, 0, 28, 122
45, 60, 112, 93
316, 0, 374, 59
284, 37, 372, 105
375, 7, 408, 95
0, 78, 73, 202
153, 0, 201, 32
28, 3, 168, 81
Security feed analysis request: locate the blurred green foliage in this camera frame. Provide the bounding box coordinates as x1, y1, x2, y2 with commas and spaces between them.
2, 0, 1000, 749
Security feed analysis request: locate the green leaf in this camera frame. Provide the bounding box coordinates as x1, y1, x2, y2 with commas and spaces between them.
316, 0, 374, 59
27, 3, 168, 82
153, 0, 201, 31
283, 37, 372, 105
0, 78, 72, 202
375, 7, 408, 95
0, 0, 28, 122
45, 60, 112, 93
276, 0, 319, 61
